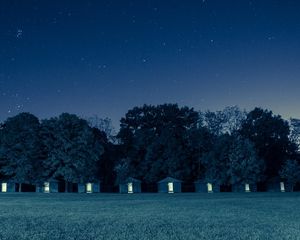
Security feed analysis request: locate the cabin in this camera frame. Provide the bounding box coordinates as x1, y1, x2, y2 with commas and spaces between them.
157, 177, 182, 193
0, 182, 18, 192
119, 177, 141, 193
78, 182, 101, 193
36, 181, 59, 193
78, 183, 85, 193
267, 178, 288, 192
194, 180, 219, 193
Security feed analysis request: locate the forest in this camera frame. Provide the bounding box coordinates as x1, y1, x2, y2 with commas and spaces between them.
1, 104, 300, 192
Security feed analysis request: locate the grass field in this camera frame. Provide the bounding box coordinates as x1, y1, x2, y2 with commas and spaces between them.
0, 193, 300, 240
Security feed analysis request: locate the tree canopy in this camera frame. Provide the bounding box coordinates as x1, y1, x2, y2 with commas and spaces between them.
0, 113, 42, 185
239, 108, 294, 178
40, 113, 104, 184
117, 104, 201, 182
0, 104, 299, 190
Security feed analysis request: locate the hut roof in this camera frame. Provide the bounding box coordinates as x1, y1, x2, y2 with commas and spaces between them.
158, 177, 182, 183
1, 180, 28, 183
122, 177, 141, 183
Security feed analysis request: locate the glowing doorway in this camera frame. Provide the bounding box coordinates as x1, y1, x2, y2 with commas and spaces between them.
1, 183, 7, 193
280, 182, 285, 192
207, 183, 213, 193
44, 182, 50, 193
128, 182, 133, 193
168, 182, 174, 193
86, 183, 92, 193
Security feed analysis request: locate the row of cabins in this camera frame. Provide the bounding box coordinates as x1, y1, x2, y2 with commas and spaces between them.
0, 177, 289, 193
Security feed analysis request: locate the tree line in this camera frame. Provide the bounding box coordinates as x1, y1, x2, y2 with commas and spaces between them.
1, 104, 300, 191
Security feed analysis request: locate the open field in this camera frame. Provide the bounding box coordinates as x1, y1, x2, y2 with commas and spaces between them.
0, 193, 300, 240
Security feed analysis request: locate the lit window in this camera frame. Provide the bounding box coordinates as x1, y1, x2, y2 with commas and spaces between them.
207, 183, 213, 193
168, 182, 174, 193
1, 183, 7, 193
44, 182, 50, 193
128, 182, 133, 193
86, 183, 92, 193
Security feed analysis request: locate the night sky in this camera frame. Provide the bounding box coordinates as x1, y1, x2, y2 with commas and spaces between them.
1, 0, 300, 128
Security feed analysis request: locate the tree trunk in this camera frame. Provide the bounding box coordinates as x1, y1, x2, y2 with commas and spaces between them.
65, 181, 68, 193
18, 183, 22, 193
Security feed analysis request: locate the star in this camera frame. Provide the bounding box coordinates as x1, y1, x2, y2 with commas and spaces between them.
16, 104, 23, 111
16, 29, 23, 38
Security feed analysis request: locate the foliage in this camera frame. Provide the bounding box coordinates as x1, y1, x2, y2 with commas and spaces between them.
143, 127, 192, 182
186, 126, 214, 180
40, 113, 104, 183
240, 108, 294, 178
0, 113, 42, 184
87, 115, 116, 143
114, 158, 130, 184
202, 106, 246, 136
0, 105, 299, 187
290, 118, 300, 152
201, 134, 232, 185
228, 136, 265, 185
117, 104, 200, 182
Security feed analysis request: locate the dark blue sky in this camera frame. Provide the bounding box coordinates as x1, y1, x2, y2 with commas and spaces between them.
1, 0, 300, 127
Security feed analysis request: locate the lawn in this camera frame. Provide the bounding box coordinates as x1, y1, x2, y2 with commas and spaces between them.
0, 193, 299, 240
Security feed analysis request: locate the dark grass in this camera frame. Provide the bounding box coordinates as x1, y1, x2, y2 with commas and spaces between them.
0, 192, 300, 240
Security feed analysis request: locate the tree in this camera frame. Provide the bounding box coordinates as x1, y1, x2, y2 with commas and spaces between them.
0, 113, 42, 191
0, 123, 5, 180
202, 106, 246, 136
202, 110, 225, 137
222, 106, 247, 134
94, 127, 121, 186
201, 134, 232, 186
279, 159, 300, 192
228, 136, 265, 186
186, 126, 214, 180
143, 127, 192, 182
117, 104, 199, 183
290, 118, 300, 152
40, 113, 104, 191
114, 158, 130, 184
240, 108, 294, 179
87, 115, 116, 143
